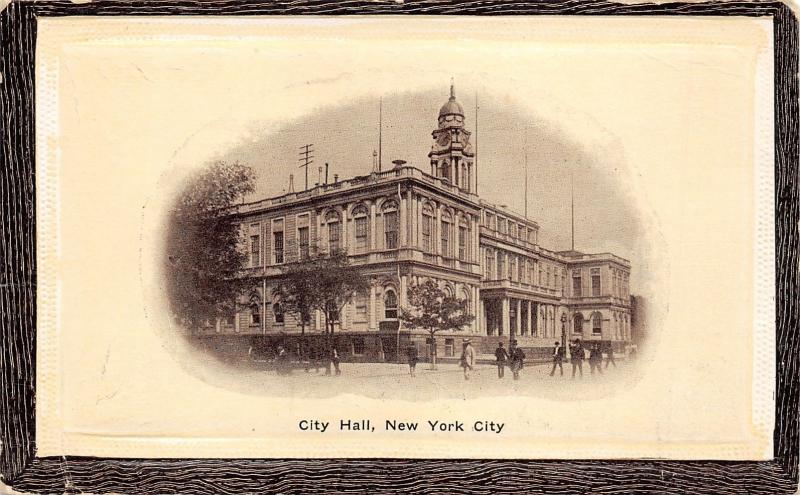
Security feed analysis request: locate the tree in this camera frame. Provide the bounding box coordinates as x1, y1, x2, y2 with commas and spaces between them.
400, 280, 474, 370
274, 253, 319, 361
165, 161, 256, 330
275, 249, 369, 374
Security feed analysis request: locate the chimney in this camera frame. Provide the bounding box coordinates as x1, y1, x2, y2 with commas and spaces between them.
288, 174, 295, 193
325, 163, 329, 184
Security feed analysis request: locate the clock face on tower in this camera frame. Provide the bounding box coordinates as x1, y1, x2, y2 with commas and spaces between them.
437, 132, 450, 147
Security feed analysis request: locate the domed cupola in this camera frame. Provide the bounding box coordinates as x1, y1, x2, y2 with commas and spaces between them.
437, 80, 465, 129
428, 80, 475, 193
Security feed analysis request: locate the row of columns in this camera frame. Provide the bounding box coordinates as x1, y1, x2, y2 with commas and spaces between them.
495, 298, 562, 339
430, 157, 474, 193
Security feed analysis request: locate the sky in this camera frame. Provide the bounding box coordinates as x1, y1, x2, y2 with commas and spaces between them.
217, 87, 643, 279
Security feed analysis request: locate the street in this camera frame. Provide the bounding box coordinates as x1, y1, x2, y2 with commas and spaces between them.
215, 359, 640, 401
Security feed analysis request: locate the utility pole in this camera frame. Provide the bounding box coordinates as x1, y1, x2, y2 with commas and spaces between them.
298, 144, 314, 191
474, 92, 478, 195
378, 98, 383, 172
571, 166, 575, 251
524, 152, 529, 219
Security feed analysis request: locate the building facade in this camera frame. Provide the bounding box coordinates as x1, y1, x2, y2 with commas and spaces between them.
197, 84, 632, 361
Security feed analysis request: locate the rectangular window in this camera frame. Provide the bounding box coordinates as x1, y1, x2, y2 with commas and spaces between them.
592, 274, 601, 296
355, 217, 368, 252
445, 338, 454, 357
572, 275, 582, 297
441, 222, 450, 256
328, 221, 340, 252
519, 259, 525, 283
355, 293, 368, 322
352, 337, 365, 356
422, 215, 432, 252
458, 225, 467, 260
510, 256, 518, 282
298, 226, 310, 259
273, 231, 284, 264
225, 315, 235, 326
384, 211, 398, 249
250, 235, 260, 267
485, 251, 493, 279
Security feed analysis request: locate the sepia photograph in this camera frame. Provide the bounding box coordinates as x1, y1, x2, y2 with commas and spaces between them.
165, 79, 646, 401
32, 14, 775, 461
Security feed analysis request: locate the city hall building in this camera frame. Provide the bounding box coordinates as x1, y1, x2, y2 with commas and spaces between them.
198, 84, 632, 362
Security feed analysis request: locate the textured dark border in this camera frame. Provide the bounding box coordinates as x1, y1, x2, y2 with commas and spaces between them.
1, 1, 797, 493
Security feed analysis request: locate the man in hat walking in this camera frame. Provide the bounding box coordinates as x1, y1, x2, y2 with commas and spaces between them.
570, 338, 584, 379
604, 341, 617, 369
460, 338, 475, 380
510, 342, 525, 381
589, 343, 603, 375
494, 341, 509, 379
549, 341, 564, 376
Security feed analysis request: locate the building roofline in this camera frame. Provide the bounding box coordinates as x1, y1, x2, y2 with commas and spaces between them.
479, 200, 540, 229
229, 165, 481, 217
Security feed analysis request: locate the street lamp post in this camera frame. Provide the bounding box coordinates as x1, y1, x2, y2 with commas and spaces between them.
560, 313, 568, 357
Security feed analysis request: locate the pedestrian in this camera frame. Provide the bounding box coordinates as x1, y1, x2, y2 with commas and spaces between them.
510, 344, 525, 380
589, 343, 603, 375
570, 339, 584, 379
460, 339, 475, 380
332, 347, 341, 376
277, 345, 291, 375
494, 341, 509, 379
406, 343, 419, 377
604, 341, 617, 369
549, 341, 564, 376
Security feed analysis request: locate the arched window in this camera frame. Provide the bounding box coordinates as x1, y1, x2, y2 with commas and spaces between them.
592, 312, 602, 335
352, 204, 369, 253
384, 289, 398, 319
325, 209, 341, 253
250, 296, 261, 326
421, 203, 435, 252
440, 160, 450, 182
440, 210, 452, 257
573, 313, 584, 334
381, 200, 398, 249
273, 301, 284, 325
460, 288, 471, 315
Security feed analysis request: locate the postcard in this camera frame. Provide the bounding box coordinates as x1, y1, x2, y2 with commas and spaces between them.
35, 15, 774, 459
